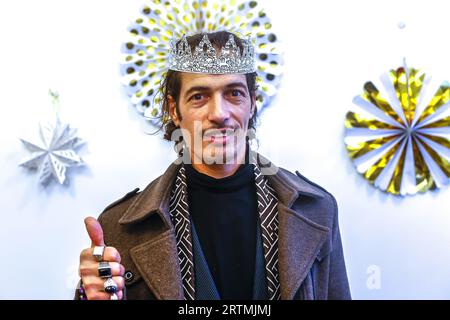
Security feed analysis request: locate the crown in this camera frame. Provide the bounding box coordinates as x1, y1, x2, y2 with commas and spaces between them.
168, 33, 256, 74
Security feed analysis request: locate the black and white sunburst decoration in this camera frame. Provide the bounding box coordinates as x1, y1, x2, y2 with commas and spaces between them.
121, 0, 283, 126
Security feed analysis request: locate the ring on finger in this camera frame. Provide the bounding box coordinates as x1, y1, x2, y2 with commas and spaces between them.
93, 246, 105, 262
98, 261, 112, 278
104, 277, 118, 294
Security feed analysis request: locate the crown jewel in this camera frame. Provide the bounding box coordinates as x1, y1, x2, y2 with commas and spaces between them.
168, 33, 256, 74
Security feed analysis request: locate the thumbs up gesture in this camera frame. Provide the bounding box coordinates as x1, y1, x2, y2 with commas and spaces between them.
79, 217, 125, 300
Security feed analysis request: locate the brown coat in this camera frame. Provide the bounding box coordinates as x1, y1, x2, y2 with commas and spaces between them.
90, 155, 351, 300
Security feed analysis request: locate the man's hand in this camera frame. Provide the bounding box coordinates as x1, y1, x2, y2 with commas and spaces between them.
79, 217, 125, 300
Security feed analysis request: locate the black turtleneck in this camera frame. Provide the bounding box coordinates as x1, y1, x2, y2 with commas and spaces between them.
185, 161, 258, 300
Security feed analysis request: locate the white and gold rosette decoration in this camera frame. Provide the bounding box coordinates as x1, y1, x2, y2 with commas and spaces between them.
121, 0, 282, 125
345, 66, 450, 196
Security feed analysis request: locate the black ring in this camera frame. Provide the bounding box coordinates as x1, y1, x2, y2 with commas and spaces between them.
98, 261, 112, 278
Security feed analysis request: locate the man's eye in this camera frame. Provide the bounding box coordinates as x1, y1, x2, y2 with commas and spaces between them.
231, 90, 243, 97
192, 94, 203, 100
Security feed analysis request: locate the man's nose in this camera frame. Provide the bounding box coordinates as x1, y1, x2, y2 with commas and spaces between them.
207, 95, 230, 123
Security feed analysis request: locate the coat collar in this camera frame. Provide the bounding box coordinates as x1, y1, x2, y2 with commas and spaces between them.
255, 153, 324, 205
119, 153, 324, 226
256, 153, 330, 300
118, 161, 180, 227
119, 154, 330, 300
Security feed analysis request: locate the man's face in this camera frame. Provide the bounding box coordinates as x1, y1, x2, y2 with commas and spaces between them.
169, 72, 255, 165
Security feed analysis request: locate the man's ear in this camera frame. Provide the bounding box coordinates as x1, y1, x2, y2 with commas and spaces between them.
168, 95, 180, 126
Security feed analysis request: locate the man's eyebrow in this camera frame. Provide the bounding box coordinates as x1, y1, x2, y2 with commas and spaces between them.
183, 82, 248, 98
184, 86, 210, 98
224, 82, 248, 91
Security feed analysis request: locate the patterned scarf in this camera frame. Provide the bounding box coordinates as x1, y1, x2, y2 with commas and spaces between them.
169, 163, 280, 300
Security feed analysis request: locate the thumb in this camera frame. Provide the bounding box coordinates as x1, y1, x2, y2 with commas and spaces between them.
84, 216, 105, 247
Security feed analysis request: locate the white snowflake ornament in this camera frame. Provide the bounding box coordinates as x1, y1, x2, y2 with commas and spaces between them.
19, 117, 85, 186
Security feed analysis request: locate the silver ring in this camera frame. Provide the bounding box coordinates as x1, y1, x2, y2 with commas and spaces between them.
110, 293, 118, 300
104, 278, 118, 294
93, 246, 105, 262
98, 261, 112, 278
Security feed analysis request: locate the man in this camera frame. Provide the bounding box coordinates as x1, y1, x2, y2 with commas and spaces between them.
76, 31, 351, 300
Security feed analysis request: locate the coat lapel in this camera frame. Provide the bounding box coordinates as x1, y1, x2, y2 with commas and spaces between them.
259, 154, 331, 300
119, 162, 185, 300
277, 203, 329, 299
129, 230, 184, 300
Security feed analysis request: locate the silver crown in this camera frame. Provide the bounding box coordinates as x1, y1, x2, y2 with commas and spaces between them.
168, 33, 256, 74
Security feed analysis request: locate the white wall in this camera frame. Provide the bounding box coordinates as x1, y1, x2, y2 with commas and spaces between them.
0, 0, 448, 299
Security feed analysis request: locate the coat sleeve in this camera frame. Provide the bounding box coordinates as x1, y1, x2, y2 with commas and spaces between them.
327, 194, 352, 300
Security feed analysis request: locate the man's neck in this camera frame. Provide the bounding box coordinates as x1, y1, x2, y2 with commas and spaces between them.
191, 162, 241, 179
189, 148, 247, 179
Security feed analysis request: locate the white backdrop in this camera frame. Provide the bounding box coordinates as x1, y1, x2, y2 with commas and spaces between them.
0, 0, 448, 299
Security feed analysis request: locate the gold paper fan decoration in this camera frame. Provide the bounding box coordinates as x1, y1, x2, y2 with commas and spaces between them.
345, 66, 450, 196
